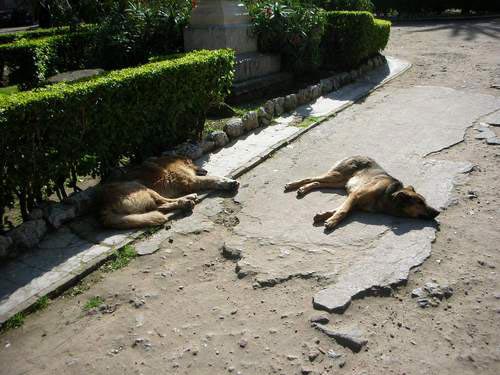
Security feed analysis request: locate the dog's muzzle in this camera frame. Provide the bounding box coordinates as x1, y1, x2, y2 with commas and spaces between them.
196, 167, 208, 176
424, 207, 440, 220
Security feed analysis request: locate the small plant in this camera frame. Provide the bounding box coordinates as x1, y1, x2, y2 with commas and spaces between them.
102, 245, 137, 272
33, 296, 50, 311
4, 312, 25, 329
83, 296, 104, 310
296, 116, 323, 128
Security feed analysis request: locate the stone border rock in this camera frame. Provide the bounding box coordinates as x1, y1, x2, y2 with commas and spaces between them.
1, 187, 98, 260
0, 54, 387, 261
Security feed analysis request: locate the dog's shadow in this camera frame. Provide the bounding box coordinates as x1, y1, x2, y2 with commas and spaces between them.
320, 212, 438, 236
301, 188, 438, 236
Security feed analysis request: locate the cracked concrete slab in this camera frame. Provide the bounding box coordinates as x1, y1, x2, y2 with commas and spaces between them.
483, 109, 500, 126
230, 86, 500, 313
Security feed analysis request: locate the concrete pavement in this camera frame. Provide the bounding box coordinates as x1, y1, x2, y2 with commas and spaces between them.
200, 86, 500, 312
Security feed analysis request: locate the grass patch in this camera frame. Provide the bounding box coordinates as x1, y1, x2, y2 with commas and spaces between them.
0, 85, 19, 97
3, 312, 25, 329
1, 295, 50, 331
202, 99, 270, 137
33, 296, 49, 311
204, 118, 227, 136
101, 245, 137, 273
83, 296, 104, 310
232, 101, 264, 117
295, 116, 323, 128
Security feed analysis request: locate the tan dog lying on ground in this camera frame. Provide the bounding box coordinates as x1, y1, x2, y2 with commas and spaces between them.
99, 156, 239, 229
285, 156, 439, 231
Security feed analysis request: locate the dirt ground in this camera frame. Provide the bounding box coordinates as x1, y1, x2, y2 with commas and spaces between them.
1, 19, 500, 375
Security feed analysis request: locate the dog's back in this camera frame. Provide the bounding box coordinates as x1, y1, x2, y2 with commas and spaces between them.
107, 156, 197, 197
332, 156, 401, 194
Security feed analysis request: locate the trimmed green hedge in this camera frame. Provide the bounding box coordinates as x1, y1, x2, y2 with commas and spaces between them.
0, 31, 96, 89
0, 49, 234, 221
0, 26, 71, 45
0, 24, 95, 45
322, 11, 391, 70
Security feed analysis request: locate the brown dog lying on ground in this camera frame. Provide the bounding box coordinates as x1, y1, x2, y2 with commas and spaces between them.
285, 156, 439, 231
99, 156, 239, 229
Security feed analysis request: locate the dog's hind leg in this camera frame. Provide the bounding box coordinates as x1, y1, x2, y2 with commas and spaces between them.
147, 188, 198, 205
285, 172, 345, 192
102, 210, 167, 229
157, 198, 195, 214
146, 188, 171, 205
297, 181, 346, 198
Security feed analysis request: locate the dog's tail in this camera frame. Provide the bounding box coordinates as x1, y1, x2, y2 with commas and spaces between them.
101, 210, 167, 229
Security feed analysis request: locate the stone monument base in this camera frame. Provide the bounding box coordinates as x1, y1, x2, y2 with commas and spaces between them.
184, 24, 257, 54
183, 0, 290, 102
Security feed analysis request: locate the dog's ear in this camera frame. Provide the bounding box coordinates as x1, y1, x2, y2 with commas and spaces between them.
392, 190, 413, 203
406, 185, 415, 192
385, 181, 402, 196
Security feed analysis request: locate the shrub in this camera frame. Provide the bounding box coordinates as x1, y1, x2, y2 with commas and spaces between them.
0, 1, 191, 87
36, 0, 124, 27
321, 11, 390, 70
0, 49, 234, 222
322, 0, 374, 12
0, 30, 96, 89
248, 0, 326, 73
0, 26, 73, 45
93, 0, 191, 69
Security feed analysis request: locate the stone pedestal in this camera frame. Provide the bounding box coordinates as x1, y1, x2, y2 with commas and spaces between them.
184, 0, 291, 95
184, 0, 257, 54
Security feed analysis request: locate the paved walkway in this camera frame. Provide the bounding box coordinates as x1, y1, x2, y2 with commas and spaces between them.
232, 86, 499, 312
0, 57, 409, 324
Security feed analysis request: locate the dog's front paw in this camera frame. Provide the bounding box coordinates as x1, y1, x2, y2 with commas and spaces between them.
184, 193, 198, 201
180, 198, 196, 211
296, 187, 308, 198
284, 183, 298, 192
219, 178, 239, 191
324, 218, 339, 232
313, 211, 334, 224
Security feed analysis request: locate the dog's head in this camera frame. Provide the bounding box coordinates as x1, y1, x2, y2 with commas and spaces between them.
392, 186, 440, 220
181, 157, 208, 176
154, 155, 208, 176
